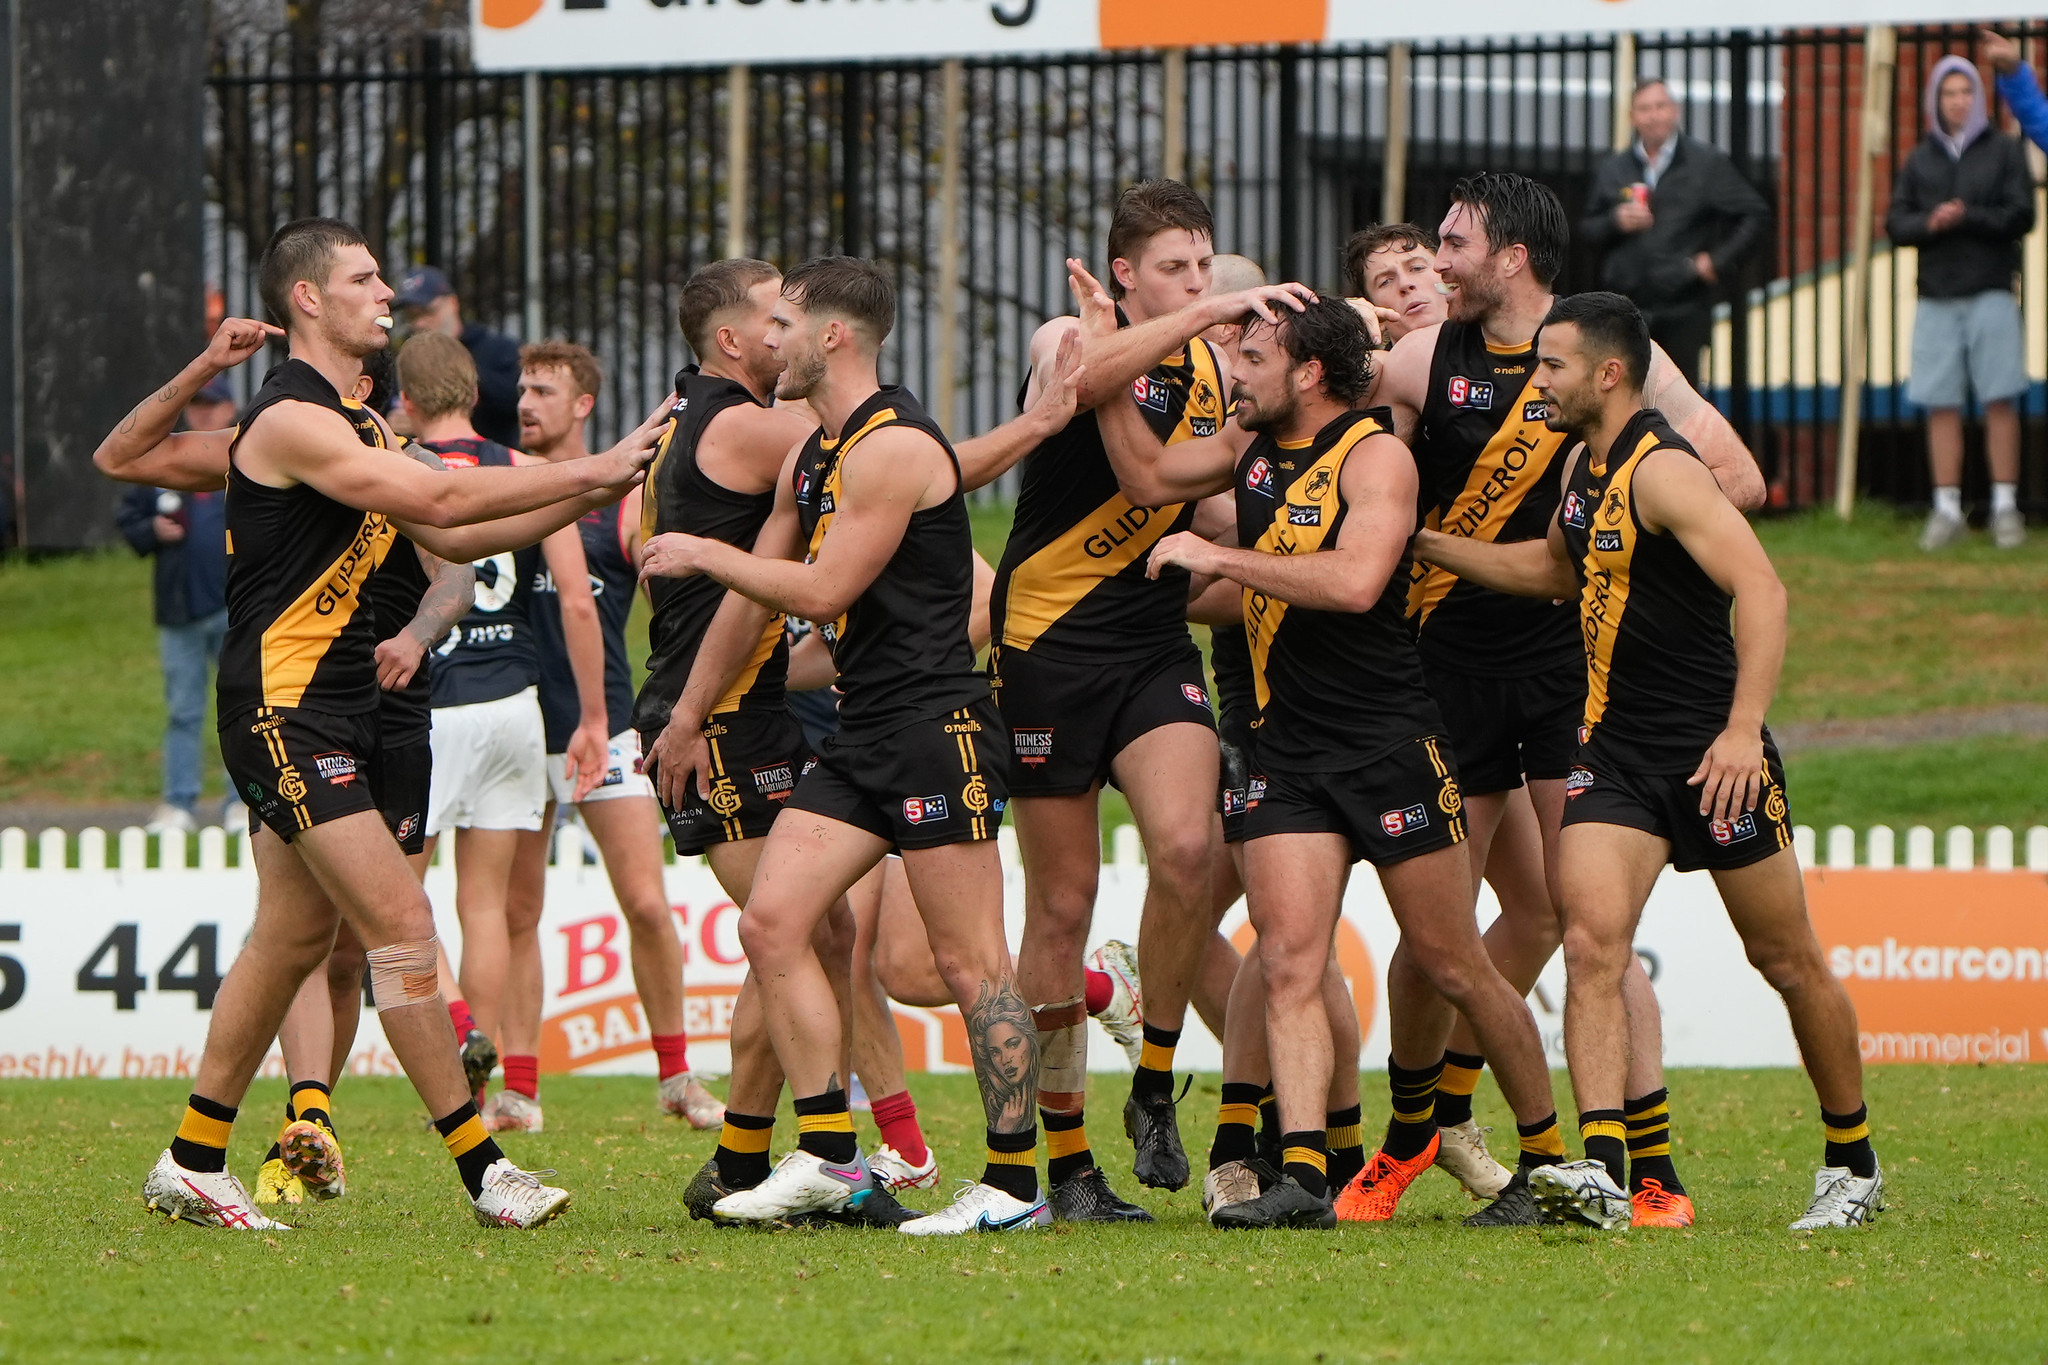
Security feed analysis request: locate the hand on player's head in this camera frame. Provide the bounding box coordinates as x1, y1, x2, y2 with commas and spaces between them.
1232, 282, 1318, 325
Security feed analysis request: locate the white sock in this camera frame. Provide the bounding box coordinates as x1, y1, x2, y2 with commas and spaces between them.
1933, 486, 1963, 517
1992, 482, 2019, 516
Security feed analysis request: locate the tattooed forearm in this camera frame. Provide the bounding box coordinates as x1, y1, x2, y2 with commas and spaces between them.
964, 976, 1040, 1134
405, 552, 475, 647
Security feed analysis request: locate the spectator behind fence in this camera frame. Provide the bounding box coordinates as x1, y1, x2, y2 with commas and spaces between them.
113, 377, 237, 833
1579, 78, 1771, 389
393, 265, 524, 448
1887, 54, 2035, 552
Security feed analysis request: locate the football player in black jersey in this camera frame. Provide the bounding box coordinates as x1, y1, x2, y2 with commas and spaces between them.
641, 258, 1053, 1235
115, 219, 664, 1232
1369, 174, 1768, 1217
1413, 293, 1879, 1233
1095, 292, 1566, 1229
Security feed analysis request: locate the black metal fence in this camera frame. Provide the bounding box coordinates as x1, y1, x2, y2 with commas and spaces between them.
207, 22, 2048, 513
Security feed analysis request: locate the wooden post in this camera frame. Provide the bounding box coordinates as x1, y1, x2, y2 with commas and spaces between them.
522, 70, 543, 342
1162, 48, 1187, 183
725, 65, 750, 261
934, 60, 965, 435
1381, 43, 1411, 224
1836, 25, 1896, 521
1612, 33, 1636, 151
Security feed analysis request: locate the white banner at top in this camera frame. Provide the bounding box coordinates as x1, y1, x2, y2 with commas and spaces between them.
474, 0, 1976, 73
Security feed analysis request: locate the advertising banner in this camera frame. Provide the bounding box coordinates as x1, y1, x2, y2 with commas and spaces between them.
475, 0, 1966, 73
13, 849, 2034, 1080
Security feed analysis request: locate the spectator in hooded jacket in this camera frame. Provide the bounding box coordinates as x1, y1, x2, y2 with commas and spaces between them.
1888, 54, 2035, 551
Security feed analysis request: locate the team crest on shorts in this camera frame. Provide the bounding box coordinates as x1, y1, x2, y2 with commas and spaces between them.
1565, 767, 1595, 799
1709, 814, 1758, 845
1181, 683, 1207, 707
962, 773, 991, 815
278, 767, 308, 804
1014, 729, 1053, 765
1437, 778, 1463, 816
708, 777, 743, 817
1764, 787, 1788, 822
903, 794, 949, 824
1381, 804, 1430, 837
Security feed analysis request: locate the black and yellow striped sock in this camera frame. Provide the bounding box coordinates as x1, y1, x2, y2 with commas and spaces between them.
714, 1112, 775, 1190
1821, 1103, 1876, 1179
433, 1100, 505, 1197
1326, 1105, 1365, 1191
1432, 1050, 1485, 1129
1131, 1023, 1180, 1098
170, 1094, 236, 1174
1516, 1112, 1566, 1172
1042, 1109, 1092, 1187
290, 1079, 333, 1131
1256, 1086, 1280, 1166
1579, 1109, 1628, 1186
793, 1089, 857, 1164
1282, 1129, 1329, 1200
1209, 1082, 1263, 1168
1382, 1056, 1443, 1161
1624, 1087, 1684, 1194
983, 1126, 1039, 1202
264, 1099, 297, 1165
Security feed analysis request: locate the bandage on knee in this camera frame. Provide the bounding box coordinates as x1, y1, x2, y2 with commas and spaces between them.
1032, 997, 1087, 1114
364, 938, 441, 1013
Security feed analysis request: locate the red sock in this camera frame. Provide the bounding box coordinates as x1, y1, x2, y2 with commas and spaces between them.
502, 1055, 539, 1100
870, 1089, 928, 1165
650, 1032, 690, 1080
1083, 968, 1113, 1016
448, 998, 477, 1037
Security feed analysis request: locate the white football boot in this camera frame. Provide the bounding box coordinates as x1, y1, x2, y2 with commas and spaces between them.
1528, 1159, 1632, 1230
470, 1159, 571, 1229
482, 1089, 544, 1134
1434, 1120, 1513, 1200
897, 1180, 1052, 1236
710, 1150, 873, 1225
142, 1151, 290, 1231
1790, 1164, 1884, 1231
657, 1072, 726, 1129
1085, 939, 1145, 1068
870, 1142, 940, 1192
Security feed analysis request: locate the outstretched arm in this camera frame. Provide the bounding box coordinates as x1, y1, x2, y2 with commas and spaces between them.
1412, 450, 1580, 600
1094, 379, 1244, 507
94, 317, 282, 491
954, 325, 1084, 492
1146, 431, 1416, 612
1642, 346, 1766, 511
1633, 450, 1787, 823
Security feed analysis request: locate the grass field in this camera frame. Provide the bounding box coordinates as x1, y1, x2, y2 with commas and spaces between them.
1, 1068, 2038, 1363
4, 503, 2047, 837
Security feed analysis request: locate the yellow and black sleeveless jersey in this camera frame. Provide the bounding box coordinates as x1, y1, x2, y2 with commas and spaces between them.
633, 367, 790, 736
217, 359, 395, 721
1559, 408, 1738, 774
792, 384, 988, 746
1234, 408, 1440, 772
1410, 320, 1582, 677
991, 318, 1227, 662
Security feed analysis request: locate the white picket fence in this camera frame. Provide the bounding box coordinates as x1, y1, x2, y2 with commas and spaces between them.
3, 820, 2047, 872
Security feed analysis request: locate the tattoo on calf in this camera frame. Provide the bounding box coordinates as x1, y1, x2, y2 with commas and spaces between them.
965, 978, 1039, 1133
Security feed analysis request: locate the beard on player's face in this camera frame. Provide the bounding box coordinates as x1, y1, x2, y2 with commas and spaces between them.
1235, 377, 1298, 435
774, 337, 827, 401
1443, 260, 1505, 324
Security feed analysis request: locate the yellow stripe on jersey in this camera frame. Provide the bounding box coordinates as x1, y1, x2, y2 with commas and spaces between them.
1407, 371, 1570, 624
258, 514, 394, 710
801, 409, 900, 646
640, 419, 678, 548
999, 341, 1224, 651
1243, 418, 1380, 711
999, 490, 1185, 651
711, 615, 786, 715
1577, 429, 1662, 732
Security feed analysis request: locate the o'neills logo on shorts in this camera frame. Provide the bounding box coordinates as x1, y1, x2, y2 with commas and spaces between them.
1014, 729, 1053, 765
752, 763, 796, 802
1565, 767, 1595, 799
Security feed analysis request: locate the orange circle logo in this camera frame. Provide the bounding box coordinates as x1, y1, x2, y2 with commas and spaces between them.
480, 0, 544, 29
1230, 917, 1375, 1035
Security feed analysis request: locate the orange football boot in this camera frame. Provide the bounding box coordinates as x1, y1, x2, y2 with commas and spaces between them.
1630, 1178, 1695, 1228
1334, 1132, 1441, 1222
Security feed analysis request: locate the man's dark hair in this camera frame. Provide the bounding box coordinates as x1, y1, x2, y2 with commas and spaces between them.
1447, 172, 1569, 289
1343, 222, 1440, 296
1633, 76, 1671, 100
1246, 296, 1375, 406
1107, 180, 1215, 300
780, 256, 895, 345
259, 217, 370, 328
1541, 291, 1651, 391
678, 258, 780, 357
